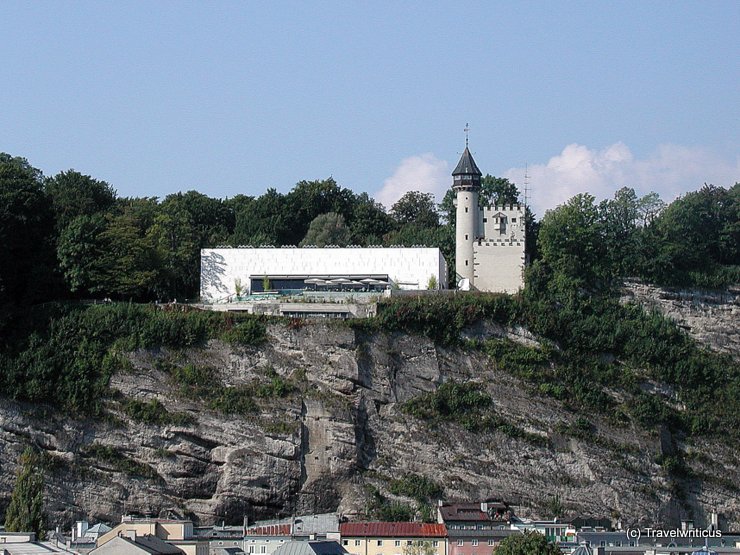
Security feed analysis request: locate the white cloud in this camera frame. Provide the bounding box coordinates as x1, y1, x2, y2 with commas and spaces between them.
504, 143, 740, 217
375, 153, 450, 209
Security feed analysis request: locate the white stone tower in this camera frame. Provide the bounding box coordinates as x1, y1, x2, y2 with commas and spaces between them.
452, 145, 482, 287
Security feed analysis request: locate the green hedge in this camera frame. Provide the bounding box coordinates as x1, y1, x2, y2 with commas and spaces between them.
0, 303, 267, 414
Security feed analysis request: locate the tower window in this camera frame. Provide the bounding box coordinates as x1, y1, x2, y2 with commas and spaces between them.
465, 234, 468, 240
512, 217, 517, 222
465, 207, 468, 213
465, 260, 468, 266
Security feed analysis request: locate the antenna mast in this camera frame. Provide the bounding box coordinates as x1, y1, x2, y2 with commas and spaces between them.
464, 123, 470, 148
523, 163, 530, 209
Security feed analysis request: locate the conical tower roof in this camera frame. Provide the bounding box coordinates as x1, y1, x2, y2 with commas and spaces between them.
452, 147, 482, 176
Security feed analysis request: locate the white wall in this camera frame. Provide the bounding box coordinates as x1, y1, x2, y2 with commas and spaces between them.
473, 243, 525, 294
200, 247, 448, 302
455, 188, 479, 283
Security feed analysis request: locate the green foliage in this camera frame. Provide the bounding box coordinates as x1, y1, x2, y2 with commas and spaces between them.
122, 398, 195, 426
0, 303, 265, 414
388, 473, 443, 502
366, 486, 416, 522
403, 381, 492, 430
357, 293, 519, 346
299, 211, 351, 247
4, 448, 46, 540
166, 362, 290, 417
44, 169, 116, 231
0, 154, 57, 327
82, 443, 160, 480
495, 531, 561, 555
402, 540, 437, 555
253, 367, 293, 398
391, 191, 440, 228
401, 381, 547, 444
426, 274, 438, 290
221, 317, 267, 347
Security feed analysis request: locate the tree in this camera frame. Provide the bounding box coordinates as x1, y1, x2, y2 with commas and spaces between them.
4, 447, 46, 540
57, 214, 109, 295
402, 541, 436, 555
494, 531, 560, 555
44, 170, 116, 231
480, 174, 520, 207
350, 193, 394, 245
0, 154, 56, 325
537, 193, 606, 291
285, 178, 355, 244
147, 201, 199, 300
230, 188, 288, 246
391, 191, 440, 228
96, 199, 159, 299
160, 190, 234, 247
599, 187, 640, 276
299, 212, 351, 247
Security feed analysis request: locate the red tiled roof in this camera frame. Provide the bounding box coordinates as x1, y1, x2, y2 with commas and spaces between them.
246, 524, 292, 536
339, 523, 447, 538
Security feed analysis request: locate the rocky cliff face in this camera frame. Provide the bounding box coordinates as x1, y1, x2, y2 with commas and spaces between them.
622, 280, 740, 359
0, 298, 738, 530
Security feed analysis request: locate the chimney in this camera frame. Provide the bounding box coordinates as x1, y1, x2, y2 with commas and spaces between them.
75, 521, 89, 541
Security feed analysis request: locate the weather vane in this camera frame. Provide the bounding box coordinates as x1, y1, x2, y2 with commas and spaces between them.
464, 123, 470, 148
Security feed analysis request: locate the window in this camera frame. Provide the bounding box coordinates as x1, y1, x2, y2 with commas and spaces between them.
260, 547, 266, 554
343, 541, 349, 546
483, 217, 487, 223
465, 234, 468, 240
465, 260, 468, 266
511, 218, 516, 222
395, 541, 401, 547
465, 207, 468, 213
355, 540, 361, 546
406, 541, 412, 546
433, 541, 439, 547
457, 540, 464, 546
377, 540, 383, 546
488, 540, 494, 546
472, 540, 478, 546
249, 547, 254, 554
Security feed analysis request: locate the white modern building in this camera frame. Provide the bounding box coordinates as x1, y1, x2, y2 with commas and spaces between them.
452, 146, 526, 293
200, 247, 448, 303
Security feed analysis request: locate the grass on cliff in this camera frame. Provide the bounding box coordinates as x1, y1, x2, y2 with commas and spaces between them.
368, 292, 739, 441
160, 360, 294, 417
0, 302, 267, 415
401, 381, 548, 446
82, 443, 161, 481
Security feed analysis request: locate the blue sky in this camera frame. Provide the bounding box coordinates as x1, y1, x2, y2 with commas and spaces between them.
1, 1, 738, 215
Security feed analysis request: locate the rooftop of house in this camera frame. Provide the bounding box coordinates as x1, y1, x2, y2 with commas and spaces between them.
438, 502, 510, 523
94, 534, 185, 554
272, 541, 348, 555
339, 522, 447, 538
